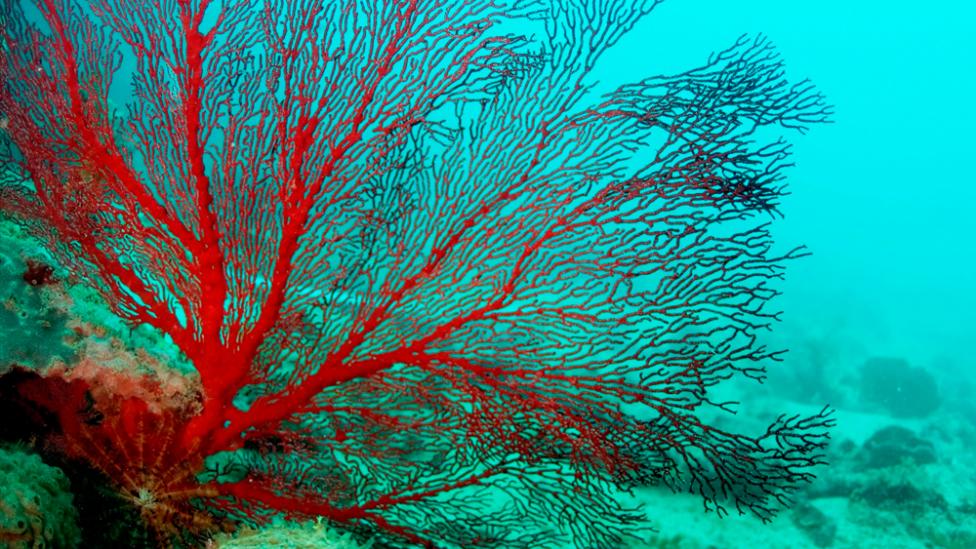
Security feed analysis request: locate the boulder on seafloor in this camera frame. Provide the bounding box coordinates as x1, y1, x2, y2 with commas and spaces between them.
859, 357, 940, 418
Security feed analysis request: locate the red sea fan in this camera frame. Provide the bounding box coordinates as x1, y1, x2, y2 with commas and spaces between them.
0, 0, 833, 546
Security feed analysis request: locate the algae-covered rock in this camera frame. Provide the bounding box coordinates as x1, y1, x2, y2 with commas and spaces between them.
211, 518, 373, 549
0, 446, 80, 548
0, 225, 75, 373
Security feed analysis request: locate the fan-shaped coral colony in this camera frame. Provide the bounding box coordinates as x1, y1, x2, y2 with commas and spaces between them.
0, 0, 833, 546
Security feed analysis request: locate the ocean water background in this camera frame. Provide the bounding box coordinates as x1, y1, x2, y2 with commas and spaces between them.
605, 0, 976, 360
599, 2, 976, 547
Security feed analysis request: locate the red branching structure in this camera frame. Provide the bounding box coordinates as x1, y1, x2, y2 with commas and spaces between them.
1, 0, 834, 546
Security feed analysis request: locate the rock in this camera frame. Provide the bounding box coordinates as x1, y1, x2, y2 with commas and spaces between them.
0, 445, 81, 548
791, 502, 837, 547
858, 425, 937, 469
859, 357, 940, 418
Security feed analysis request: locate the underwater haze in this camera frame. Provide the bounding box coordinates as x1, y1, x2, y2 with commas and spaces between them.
606, 1, 976, 547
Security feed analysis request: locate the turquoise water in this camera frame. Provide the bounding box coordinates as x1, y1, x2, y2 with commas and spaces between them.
602, 1, 976, 356
604, 2, 976, 547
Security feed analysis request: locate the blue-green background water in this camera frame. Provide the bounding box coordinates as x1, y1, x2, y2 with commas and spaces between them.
601, 2, 976, 547
606, 1, 975, 360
